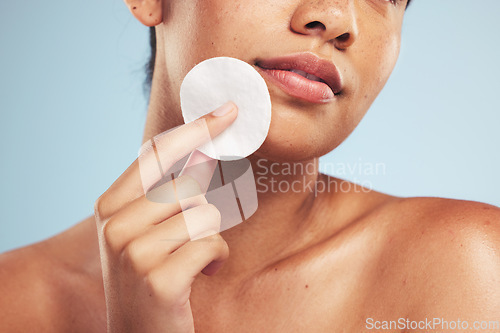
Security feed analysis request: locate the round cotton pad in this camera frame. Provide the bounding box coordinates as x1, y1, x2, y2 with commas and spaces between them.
180, 57, 272, 161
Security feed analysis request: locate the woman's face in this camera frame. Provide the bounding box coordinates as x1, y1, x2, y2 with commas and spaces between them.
159, 0, 407, 162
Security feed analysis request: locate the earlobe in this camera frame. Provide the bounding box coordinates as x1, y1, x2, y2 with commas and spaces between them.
124, 0, 163, 27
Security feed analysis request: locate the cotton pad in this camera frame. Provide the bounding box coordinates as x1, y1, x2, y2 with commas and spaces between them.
180, 57, 272, 161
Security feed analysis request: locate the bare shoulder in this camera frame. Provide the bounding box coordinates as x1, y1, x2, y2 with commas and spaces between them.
0, 218, 106, 332
0, 244, 61, 332
383, 197, 500, 322
391, 197, 500, 250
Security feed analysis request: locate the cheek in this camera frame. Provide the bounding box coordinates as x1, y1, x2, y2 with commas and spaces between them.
163, 1, 258, 89
356, 30, 401, 100
371, 35, 400, 89
171, 3, 256, 56
346, 31, 400, 126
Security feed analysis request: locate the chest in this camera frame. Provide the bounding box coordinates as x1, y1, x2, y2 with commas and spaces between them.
189, 261, 406, 333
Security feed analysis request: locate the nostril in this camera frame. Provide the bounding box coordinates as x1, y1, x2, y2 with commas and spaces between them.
305, 21, 326, 31
336, 33, 350, 43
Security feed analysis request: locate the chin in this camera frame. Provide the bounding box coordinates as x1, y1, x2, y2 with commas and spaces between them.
251, 117, 344, 163
252, 141, 328, 163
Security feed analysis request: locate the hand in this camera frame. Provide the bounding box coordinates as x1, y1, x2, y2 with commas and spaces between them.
94, 102, 238, 333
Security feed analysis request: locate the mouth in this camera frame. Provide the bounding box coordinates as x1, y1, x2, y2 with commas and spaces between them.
255, 52, 343, 104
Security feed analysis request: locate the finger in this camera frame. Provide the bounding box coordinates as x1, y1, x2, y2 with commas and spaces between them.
178, 149, 218, 195
95, 101, 237, 220
101, 149, 221, 252
121, 204, 222, 274
147, 232, 229, 298
100, 175, 208, 252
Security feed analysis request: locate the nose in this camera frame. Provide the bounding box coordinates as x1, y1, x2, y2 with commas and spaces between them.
290, 0, 358, 50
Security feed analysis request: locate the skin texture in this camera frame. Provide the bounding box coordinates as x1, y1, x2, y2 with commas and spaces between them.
1, 0, 500, 332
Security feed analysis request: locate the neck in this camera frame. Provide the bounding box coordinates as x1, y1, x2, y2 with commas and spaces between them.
217, 155, 323, 275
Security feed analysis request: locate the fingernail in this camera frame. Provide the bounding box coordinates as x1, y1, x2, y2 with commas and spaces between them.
211, 101, 236, 117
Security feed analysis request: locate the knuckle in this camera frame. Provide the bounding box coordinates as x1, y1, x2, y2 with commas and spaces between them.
178, 192, 208, 211
198, 232, 228, 254
94, 192, 114, 220
94, 194, 106, 219
203, 203, 222, 227
146, 179, 177, 204
187, 204, 221, 236
176, 174, 203, 196
121, 240, 144, 272
101, 219, 123, 251
101, 220, 114, 241
210, 234, 229, 254
122, 239, 140, 262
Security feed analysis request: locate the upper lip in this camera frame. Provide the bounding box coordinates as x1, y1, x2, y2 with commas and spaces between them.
255, 52, 343, 95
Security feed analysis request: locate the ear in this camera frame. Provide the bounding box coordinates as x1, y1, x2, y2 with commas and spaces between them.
124, 0, 163, 27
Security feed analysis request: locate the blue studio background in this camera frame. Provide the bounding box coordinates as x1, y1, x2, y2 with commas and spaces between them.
1, 0, 499, 252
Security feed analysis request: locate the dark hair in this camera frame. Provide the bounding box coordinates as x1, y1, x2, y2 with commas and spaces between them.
145, 0, 411, 94
145, 27, 156, 97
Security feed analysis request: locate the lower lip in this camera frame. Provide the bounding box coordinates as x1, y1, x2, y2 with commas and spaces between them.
256, 67, 335, 104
